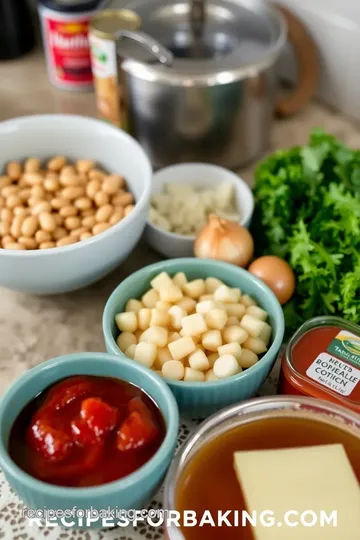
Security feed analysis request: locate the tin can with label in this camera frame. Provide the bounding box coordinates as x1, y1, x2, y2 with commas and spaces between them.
89, 9, 141, 129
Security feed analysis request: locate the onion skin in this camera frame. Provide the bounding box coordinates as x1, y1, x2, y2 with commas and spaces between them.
194, 214, 254, 268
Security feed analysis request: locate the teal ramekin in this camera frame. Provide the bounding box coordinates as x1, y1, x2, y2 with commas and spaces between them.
103, 259, 285, 417
0, 353, 179, 526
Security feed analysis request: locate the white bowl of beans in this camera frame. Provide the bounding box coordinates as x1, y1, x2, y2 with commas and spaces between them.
0, 115, 152, 294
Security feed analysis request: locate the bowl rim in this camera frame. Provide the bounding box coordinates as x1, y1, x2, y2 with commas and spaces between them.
0, 352, 179, 497
0, 114, 152, 257
146, 162, 254, 241
103, 258, 285, 389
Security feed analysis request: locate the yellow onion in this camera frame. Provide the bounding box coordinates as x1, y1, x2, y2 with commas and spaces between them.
194, 214, 254, 267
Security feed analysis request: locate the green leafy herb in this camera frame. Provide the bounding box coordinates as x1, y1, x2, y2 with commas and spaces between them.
252, 130, 360, 333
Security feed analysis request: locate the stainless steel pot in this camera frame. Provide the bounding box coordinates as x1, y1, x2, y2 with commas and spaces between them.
118, 0, 318, 169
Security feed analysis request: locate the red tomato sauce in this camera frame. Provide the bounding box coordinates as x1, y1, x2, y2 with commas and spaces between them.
9, 376, 166, 487
279, 321, 360, 413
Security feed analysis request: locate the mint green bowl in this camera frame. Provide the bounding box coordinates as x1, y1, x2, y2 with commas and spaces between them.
103, 259, 285, 417
0, 353, 179, 526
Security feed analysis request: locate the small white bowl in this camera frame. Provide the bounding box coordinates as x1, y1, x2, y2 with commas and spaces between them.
0, 115, 152, 294
145, 163, 254, 258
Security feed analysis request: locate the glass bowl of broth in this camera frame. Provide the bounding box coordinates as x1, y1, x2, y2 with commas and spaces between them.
163, 396, 360, 540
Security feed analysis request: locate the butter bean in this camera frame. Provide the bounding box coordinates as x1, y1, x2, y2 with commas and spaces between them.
19, 188, 32, 201
7, 195, 22, 208
82, 216, 96, 228
95, 204, 113, 223
60, 175, 83, 187
76, 160, 95, 174
14, 206, 29, 217
102, 174, 124, 194
0, 196, 4, 208
80, 232, 93, 241
44, 175, 60, 192
64, 216, 81, 230
53, 214, 64, 226
1, 208, 13, 222
2, 185, 19, 198
32, 201, 52, 215
74, 197, 92, 211
62, 186, 85, 200
59, 205, 78, 218
53, 227, 67, 240
19, 237, 38, 250
51, 197, 68, 209
113, 192, 134, 207
56, 236, 77, 247
88, 168, 106, 181
94, 191, 109, 207
11, 215, 25, 238
22, 215, 39, 237
81, 208, 96, 217
0, 176, 11, 189
35, 229, 51, 243
2, 235, 15, 246
109, 209, 124, 225
31, 185, 45, 199
39, 241, 56, 249
0, 221, 11, 235
93, 222, 111, 235
39, 212, 56, 232
23, 173, 43, 185
28, 196, 43, 207
4, 242, 24, 250
70, 226, 89, 238
124, 204, 135, 217
86, 179, 101, 199
6, 161, 22, 180
24, 157, 41, 173
48, 156, 67, 172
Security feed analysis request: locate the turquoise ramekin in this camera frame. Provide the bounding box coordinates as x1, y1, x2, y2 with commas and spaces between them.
103, 259, 285, 417
0, 353, 179, 526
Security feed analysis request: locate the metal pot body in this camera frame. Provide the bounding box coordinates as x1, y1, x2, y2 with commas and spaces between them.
122, 63, 277, 170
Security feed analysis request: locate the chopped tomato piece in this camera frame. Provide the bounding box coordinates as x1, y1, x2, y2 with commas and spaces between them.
42, 381, 94, 412
28, 420, 73, 462
117, 410, 159, 451
71, 416, 98, 446
80, 397, 119, 437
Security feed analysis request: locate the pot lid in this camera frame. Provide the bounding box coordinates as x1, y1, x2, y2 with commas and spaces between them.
39, 0, 102, 13
120, 0, 286, 84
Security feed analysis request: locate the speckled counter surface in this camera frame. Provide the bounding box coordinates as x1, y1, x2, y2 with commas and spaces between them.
0, 48, 360, 540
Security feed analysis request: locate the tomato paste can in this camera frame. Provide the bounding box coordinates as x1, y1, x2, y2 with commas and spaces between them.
89, 9, 141, 129
38, 0, 104, 91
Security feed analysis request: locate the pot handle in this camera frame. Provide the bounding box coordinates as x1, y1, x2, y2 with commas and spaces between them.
274, 4, 319, 117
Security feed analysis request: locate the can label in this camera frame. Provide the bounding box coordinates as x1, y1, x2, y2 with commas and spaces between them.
44, 16, 93, 87
89, 34, 125, 128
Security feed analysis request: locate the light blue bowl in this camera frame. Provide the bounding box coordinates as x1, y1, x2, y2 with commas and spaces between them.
103, 259, 285, 417
0, 353, 179, 526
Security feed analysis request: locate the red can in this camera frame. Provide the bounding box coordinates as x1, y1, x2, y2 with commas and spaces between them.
38, 0, 103, 91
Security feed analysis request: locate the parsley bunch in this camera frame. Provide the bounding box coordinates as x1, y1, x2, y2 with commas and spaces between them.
252, 130, 360, 333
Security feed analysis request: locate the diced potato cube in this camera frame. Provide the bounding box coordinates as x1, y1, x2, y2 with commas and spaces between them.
213, 355, 241, 378
199, 294, 213, 302
226, 316, 240, 327
218, 342, 242, 361
159, 283, 183, 303
169, 305, 187, 330
150, 308, 170, 327
207, 352, 219, 367
205, 369, 219, 381
180, 331, 201, 344
173, 272, 188, 288
188, 349, 210, 371
142, 288, 159, 308
184, 367, 205, 382
223, 326, 248, 344
177, 297, 197, 313
139, 326, 168, 347
205, 309, 228, 330
150, 271, 173, 292
241, 294, 257, 308
138, 308, 151, 330
202, 330, 222, 351
196, 300, 216, 314
246, 305, 268, 321
225, 303, 246, 318
154, 346, 173, 369
259, 322, 272, 346
205, 277, 224, 294
183, 279, 205, 299
124, 344, 137, 359
240, 314, 266, 338
116, 332, 137, 352
238, 348, 258, 368
162, 360, 185, 381
243, 336, 267, 355
168, 336, 196, 361
125, 299, 143, 313
156, 301, 171, 311
181, 313, 207, 336
134, 342, 157, 368
214, 285, 241, 304
168, 331, 181, 343
115, 312, 138, 333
